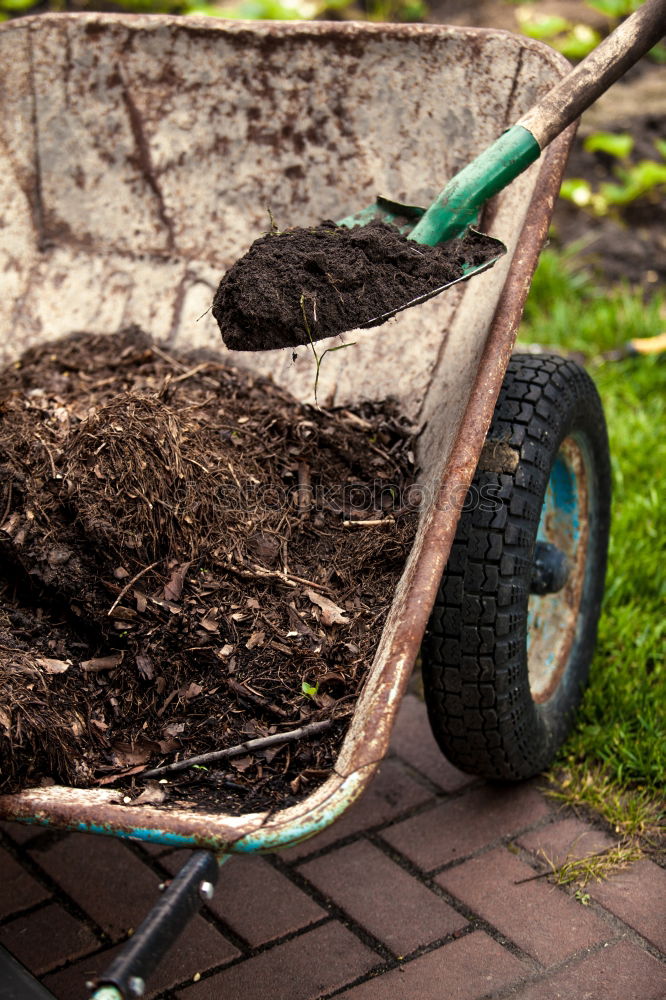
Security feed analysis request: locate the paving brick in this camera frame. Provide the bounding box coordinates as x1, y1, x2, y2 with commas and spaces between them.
298, 839, 466, 956
380, 783, 550, 871
518, 817, 614, 867
0, 902, 97, 976
588, 859, 666, 952
280, 757, 433, 861
389, 693, 474, 792
42, 912, 239, 999
510, 940, 666, 1000
436, 847, 611, 966
29, 832, 174, 940
338, 930, 529, 999
0, 845, 49, 919
176, 921, 379, 1000
162, 851, 326, 947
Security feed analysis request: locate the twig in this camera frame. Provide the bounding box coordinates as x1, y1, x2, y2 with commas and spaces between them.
297, 462, 312, 512
108, 561, 160, 617
343, 519, 392, 527
141, 719, 333, 777
34, 434, 57, 480
222, 557, 333, 594
1, 482, 13, 526
227, 678, 288, 718
171, 362, 212, 384
513, 870, 553, 885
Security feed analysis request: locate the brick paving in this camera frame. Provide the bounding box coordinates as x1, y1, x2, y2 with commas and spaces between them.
0, 692, 664, 1000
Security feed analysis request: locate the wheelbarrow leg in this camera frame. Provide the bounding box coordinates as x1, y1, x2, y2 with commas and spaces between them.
89, 849, 224, 1000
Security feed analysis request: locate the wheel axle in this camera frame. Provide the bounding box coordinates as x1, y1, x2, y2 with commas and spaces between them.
530, 541, 570, 595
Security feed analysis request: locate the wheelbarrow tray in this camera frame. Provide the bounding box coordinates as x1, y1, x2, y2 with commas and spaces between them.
0, 13, 574, 853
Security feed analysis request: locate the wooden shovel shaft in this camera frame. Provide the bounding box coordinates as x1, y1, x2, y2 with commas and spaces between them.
518, 0, 666, 148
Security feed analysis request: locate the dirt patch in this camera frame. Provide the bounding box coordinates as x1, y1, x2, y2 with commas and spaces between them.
0, 328, 418, 813
213, 221, 503, 351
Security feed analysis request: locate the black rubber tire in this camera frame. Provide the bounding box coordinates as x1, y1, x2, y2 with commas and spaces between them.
422, 354, 611, 780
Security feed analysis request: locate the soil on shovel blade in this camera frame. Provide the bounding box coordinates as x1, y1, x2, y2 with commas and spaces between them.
213, 220, 501, 351
0, 328, 418, 815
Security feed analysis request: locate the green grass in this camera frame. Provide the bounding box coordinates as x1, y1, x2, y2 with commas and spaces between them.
517, 247, 665, 835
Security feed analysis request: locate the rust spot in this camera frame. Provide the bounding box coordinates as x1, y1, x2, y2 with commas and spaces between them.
284, 164, 305, 181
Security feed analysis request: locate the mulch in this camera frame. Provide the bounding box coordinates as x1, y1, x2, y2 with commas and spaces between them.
0, 327, 418, 815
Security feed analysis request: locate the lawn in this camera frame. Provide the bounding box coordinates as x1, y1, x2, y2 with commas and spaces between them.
517, 246, 665, 839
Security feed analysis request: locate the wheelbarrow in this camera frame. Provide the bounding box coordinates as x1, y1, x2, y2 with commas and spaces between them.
0, 8, 645, 997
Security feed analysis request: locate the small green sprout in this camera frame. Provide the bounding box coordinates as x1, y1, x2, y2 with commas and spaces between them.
299, 293, 356, 406
301, 680, 319, 699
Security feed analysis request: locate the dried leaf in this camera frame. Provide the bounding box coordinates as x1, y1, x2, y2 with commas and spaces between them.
163, 722, 186, 737
111, 742, 152, 767
306, 590, 350, 626
217, 644, 234, 659
136, 654, 154, 680
180, 682, 202, 700
200, 608, 220, 632
36, 657, 72, 674
97, 764, 147, 785
0, 707, 11, 732
245, 630, 265, 650
158, 737, 180, 753
80, 653, 122, 673
163, 560, 191, 601
230, 755, 253, 772
127, 781, 167, 807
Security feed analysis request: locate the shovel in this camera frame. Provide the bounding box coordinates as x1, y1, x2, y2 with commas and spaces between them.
216, 0, 666, 349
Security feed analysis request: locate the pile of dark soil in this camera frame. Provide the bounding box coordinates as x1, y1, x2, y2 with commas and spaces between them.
0, 328, 417, 814
213, 221, 503, 351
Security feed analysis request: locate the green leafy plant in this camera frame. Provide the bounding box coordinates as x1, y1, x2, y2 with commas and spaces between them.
583, 130, 634, 158
560, 132, 666, 216
515, 0, 666, 63
586, 0, 642, 16
514, 7, 601, 59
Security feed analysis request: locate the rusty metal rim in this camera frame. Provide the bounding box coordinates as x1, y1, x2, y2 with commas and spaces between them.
1, 10, 579, 56
528, 433, 591, 704
0, 18, 576, 850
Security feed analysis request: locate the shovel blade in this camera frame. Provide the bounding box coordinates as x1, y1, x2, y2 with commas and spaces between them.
336, 196, 507, 327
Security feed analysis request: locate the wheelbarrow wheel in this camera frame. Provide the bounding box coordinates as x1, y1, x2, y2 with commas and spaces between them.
422, 354, 611, 780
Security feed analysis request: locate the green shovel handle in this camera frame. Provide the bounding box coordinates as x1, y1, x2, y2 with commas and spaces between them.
408, 124, 541, 246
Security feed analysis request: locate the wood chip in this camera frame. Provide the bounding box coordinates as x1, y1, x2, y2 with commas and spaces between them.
246, 630, 266, 650
36, 657, 72, 674
80, 653, 123, 672
306, 590, 350, 626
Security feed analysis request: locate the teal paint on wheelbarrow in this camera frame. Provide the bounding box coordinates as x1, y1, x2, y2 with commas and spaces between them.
7, 764, 371, 855
527, 437, 586, 697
